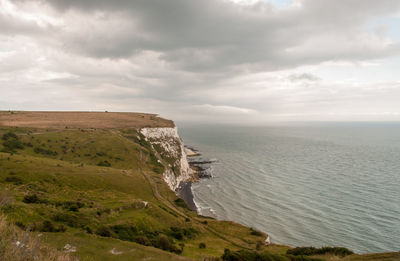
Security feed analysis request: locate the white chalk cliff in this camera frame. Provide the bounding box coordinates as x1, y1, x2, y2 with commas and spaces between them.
140, 127, 194, 191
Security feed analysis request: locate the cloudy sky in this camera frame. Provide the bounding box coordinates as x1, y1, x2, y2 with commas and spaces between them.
1, 0, 400, 123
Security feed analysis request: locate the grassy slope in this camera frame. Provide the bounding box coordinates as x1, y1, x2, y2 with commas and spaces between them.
0, 123, 398, 260
0, 126, 266, 260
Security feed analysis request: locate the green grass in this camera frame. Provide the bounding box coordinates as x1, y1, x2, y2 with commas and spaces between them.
0, 126, 399, 261
0, 127, 266, 260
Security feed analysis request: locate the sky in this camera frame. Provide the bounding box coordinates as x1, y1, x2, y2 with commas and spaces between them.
1, 0, 400, 123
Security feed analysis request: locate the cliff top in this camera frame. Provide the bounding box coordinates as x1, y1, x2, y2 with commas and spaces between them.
0, 111, 174, 129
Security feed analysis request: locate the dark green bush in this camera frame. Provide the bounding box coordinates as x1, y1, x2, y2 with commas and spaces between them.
169, 226, 197, 240
41, 220, 55, 232
97, 160, 111, 167
34, 147, 58, 156
1, 132, 24, 152
110, 224, 138, 241
96, 226, 113, 237
135, 235, 151, 246
52, 212, 87, 228
85, 226, 93, 234
250, 228, 263, 236
199, 242, 206, 249
39, 220, 67, 232
157, 234, 171, 251
56, 201, 85, 212
222, 249, 289, 261
286, 255, 324, 261
174, 198, 190, 210
15, 221, 26, 230
2, 132, 18, 140
5, 176, 23, 185
286, 247, 353, 257
23, 194, 41, 203
3, 140, 24, 151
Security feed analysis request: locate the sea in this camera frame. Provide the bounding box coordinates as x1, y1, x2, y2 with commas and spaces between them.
178, 122, 400, 254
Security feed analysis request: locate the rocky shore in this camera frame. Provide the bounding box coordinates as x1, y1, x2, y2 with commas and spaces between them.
177, 145, 216, 213
176, 181, 197, 212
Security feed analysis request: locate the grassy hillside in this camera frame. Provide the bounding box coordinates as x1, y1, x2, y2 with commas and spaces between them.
0, 112, 399, 260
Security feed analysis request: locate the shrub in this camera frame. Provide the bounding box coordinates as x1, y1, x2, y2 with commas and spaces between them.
2, 140, 24, 152
97, 160, 111, 167
169, 226, 197, 240
199, 242, 206, 249
52, 212, 86, 228
1, 132, 24, 152
174, 198, 190, 210
41, 220, 55, 232
169, 226, 184, 240
250, 228, 263, 236
169, 244, 183, 254
222, 249, 290, 261
96, 226, 113, 237
110, 224, 138, 241
135, 235, 151, 246
5, 176, 23, 185
157, 234, 171, 251
286, 246, 353, 257
33, 147, 58, 156
57, 201, 85, 212
56, 224, 67, 232
2, 132, 18, 140
38, 220, 67, 233
15, 221, 26, 230
286, 256, 324, 261
22, 194, 41, 204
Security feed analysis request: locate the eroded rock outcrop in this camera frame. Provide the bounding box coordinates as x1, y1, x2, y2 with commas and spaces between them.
140, 127, 195, 191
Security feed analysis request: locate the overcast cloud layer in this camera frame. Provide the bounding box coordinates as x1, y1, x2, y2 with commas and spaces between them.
1, 0, 400, 123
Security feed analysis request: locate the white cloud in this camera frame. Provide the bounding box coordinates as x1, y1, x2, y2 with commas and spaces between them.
196, 104, 257, 114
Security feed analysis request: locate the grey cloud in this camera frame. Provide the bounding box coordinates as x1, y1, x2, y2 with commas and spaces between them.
289, 73, 321, 82
2, 0, 400, 122
16, 0, 400, 71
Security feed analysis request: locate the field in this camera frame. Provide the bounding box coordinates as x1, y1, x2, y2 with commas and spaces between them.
0, 111, 174, 129
0, 111, 399, 260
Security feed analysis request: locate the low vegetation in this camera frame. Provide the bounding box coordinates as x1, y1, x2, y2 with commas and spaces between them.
1, 132, 24, 152
0, 214, 76, 261
0, 126, 267, 260
286, 246, 353, 257
0, 112, 398, 260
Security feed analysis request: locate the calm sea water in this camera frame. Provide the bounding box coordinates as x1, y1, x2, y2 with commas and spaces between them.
178, 122, 400, 254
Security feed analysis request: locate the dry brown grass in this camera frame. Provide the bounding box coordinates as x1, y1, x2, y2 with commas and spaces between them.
0, 191, 15, 207
0, 214, 78, 261
0, 111, 174, 129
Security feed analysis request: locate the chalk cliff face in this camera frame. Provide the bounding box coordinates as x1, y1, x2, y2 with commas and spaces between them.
140, 127, 194, 191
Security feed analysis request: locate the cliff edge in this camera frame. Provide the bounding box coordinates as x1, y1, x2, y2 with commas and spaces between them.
140, 127, 195, 191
